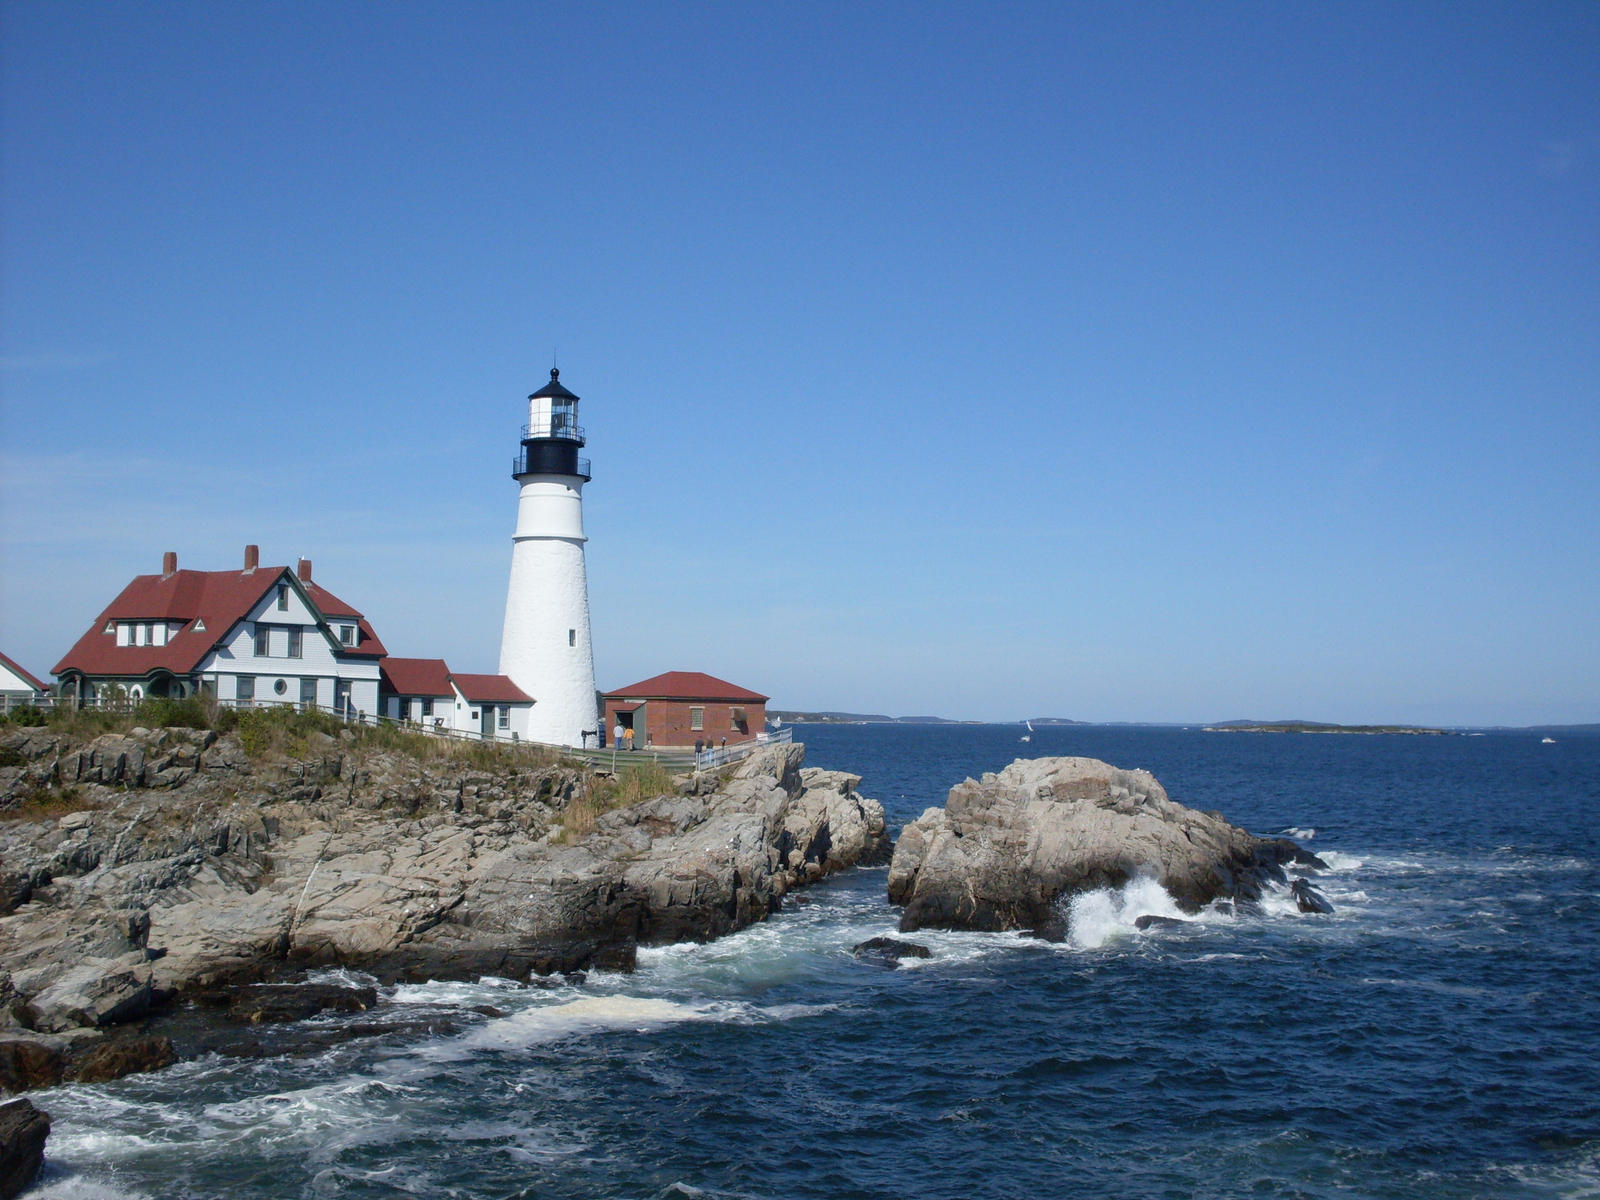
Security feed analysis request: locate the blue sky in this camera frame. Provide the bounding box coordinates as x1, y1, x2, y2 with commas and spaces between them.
3, 1, 1596, 725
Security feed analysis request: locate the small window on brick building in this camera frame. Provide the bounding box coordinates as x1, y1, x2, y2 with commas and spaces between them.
690, 706, 704, 731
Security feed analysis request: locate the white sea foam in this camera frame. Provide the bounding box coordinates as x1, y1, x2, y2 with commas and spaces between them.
28, 1172, 152, 1200
1281, 827, 1316, 840
1067, 876, 1190, 949
458, 994, 715, 1050
388, 976, 554, 1007
1317, 850, 1364, 871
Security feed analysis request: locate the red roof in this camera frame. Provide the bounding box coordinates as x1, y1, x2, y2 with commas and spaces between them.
0, 650, 47, 691
603, 671, 768, 702
52, 564, 385, 678
452, 674, 534, 704
380, 658, 454, 697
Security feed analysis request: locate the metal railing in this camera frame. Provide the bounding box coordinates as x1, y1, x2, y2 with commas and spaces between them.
510, 454, 591, 477
520, 420, 586, 442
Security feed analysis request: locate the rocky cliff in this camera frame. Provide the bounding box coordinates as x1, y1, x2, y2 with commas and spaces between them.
0, 724, 888, 1085
888, 755, 1323, 936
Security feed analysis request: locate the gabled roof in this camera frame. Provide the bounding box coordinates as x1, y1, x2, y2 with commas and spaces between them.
52, 563, 385, 678
603, 671, 768, 703
452, 674, 534, 704
380, 658, 454, 697
0, 650, 47, 691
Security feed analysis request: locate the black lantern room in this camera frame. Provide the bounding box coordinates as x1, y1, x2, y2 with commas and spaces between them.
515, 368, 591, 480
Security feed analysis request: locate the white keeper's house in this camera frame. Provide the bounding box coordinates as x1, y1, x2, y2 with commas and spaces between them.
52, 544, 546, 740
53, 546, 388, 714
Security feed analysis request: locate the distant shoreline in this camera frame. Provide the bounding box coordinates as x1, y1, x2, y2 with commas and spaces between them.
770, 714, 1598, 735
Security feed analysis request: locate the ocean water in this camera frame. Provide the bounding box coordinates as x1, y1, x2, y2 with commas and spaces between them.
27, 724, 1600, 1199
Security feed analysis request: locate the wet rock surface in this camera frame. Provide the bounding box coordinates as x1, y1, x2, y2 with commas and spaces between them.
850, 937, 931, 967
0, 1098, 48, 1200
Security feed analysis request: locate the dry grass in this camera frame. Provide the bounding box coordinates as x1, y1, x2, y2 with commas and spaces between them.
0, 784, 92, 822
556, 760, 678, 844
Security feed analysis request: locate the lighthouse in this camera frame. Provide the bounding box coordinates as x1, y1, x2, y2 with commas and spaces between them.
498, 368, 598, 746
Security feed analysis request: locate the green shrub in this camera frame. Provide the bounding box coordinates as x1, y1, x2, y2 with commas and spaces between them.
233, 705, 346, 759
132, 695, 211, 729
3, 705, 48, 727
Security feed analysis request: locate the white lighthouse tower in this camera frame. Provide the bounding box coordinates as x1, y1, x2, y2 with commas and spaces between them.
498, 368, 598, 746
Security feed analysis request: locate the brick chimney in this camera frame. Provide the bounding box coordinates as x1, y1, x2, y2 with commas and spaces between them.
162, 550, 177, 578
243, 544, 259, 572
297, 557, 313, 583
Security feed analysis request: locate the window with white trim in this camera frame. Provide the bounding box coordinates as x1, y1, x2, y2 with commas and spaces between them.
339, 625, 355, 646
498, 706, 509, 730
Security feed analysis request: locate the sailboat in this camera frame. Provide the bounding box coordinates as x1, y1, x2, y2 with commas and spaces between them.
1021, 720, 1033, 743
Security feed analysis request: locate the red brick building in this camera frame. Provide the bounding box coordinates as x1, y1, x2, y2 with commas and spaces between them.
601, 671, 768, 749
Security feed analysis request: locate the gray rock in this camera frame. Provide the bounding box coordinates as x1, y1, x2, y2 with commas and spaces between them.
851, 937, 931, 967
0, 729, 887, 1026
1289, 878, 1334, 914
889, 756, 1312, 935
21, 955, 154, 1032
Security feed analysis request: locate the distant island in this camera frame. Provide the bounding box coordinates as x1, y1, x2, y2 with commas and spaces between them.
1205, 720, 1450, 735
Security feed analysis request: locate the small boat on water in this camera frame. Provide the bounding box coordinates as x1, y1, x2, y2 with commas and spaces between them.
1542, 736, 1557, 744
1021, 720, 1033, 743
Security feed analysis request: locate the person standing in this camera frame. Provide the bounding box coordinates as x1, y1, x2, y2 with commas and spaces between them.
612, 720, 624, 750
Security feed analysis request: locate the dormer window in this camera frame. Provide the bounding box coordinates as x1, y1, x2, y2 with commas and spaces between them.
339, 624, 355, 646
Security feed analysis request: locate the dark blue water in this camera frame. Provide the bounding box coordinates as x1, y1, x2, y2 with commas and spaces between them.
33, 726, 1600, 1199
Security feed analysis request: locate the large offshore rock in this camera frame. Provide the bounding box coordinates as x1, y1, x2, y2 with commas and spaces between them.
889, 756, 1320, 934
